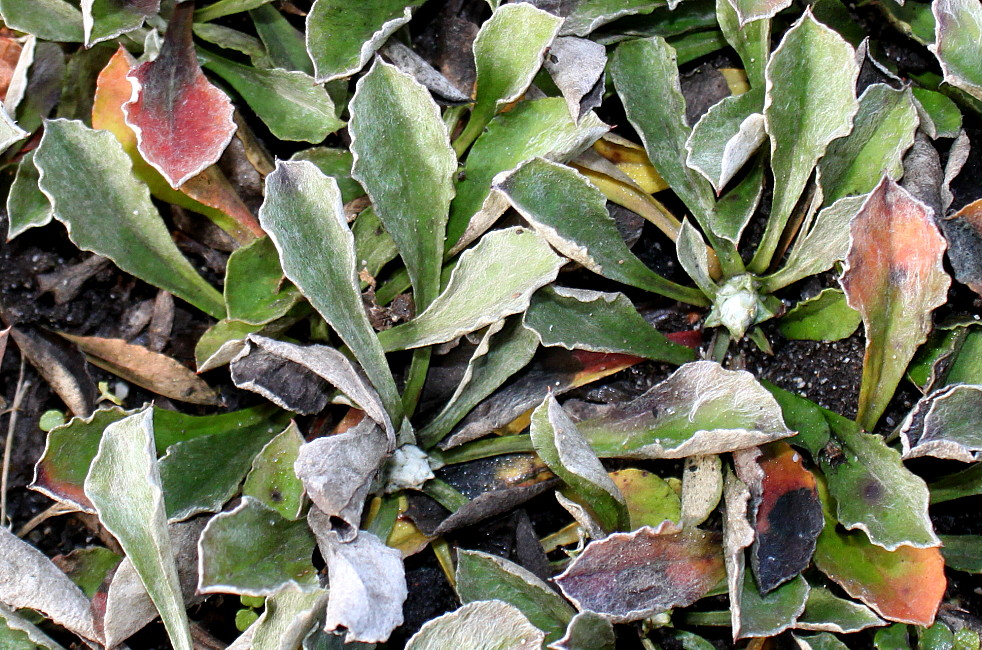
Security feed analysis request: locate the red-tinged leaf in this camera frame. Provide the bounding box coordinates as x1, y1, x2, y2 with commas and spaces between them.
738, 442, 823, 594
555, 524, 725, 622
840, 177, 951, 431
813, 480, 945, 626
58, 332, 220, 405
94, 46, 261, 243
123, 3, 236, 188
942, 198, 982, 299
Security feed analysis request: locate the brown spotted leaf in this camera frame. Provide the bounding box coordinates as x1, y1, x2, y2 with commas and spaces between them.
555, 524, 725, 622
840, 177, 951, 431
123, 3, 236, 188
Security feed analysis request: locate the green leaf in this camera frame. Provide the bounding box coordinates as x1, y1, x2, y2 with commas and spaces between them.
900, 384, 982, 462
716, 0, 769, 87
406, 601, 545, 650
0, 605, 66, 650
736, 571, 809, 639
580, 361, 794, 459
158, 415, 285, 521
259, 160, 402, 423
912, 88, 962, 139
938, 535, 982, 573
195, 0, 273, 22
495, 157, 707, 306
81, 0, 156, 47
676, 218, 719, 299
750, 12, 859, 274
6, 150, 53, 240
818, 85, 919, 205
242, 421, 306, 520
193, 23, 272, 67
418, 318, 539, 448
350, 58, 456, 311
289, 147, 364, 203
777, 289, 862, 341
376, 227, 564, 351
34, 119, 225, 319
796, 633, 853, 650
55, 546, 123, 599
686, 90, 766, 194
919, 621, 957, 650
198, 496, 318, 596
610, 36, 717, 227
929, 464, 982, 504
454, 3, 562, 153
352, 206, 400, 284
876, 624, 913, 650
930, 0, 982, 102
224, 236, 301, 326
238, 587, 330, 650
0, 0, 83, 41
524, 285, 696, 364
250, 3, 313, 74
531, 394, 629, 534
610, 468, 682, 529
448, 97, 608, 251
551, 611, 616, 650
712, 158, 766, 246
456, 550, 576, 644
561, 0, 662, 36
201, 50, 343, 143
83, 409, 193, 650
796, 585, 885, 633
306, 0, 425, 83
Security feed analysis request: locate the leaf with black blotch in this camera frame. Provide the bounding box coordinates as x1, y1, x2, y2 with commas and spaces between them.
840, 177, 950, 431
555, 524, 725, 622
242, 422, 306, 520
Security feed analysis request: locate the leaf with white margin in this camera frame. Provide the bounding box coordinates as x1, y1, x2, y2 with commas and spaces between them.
83, 409, 192, 650
794, 585, 885, 633
227, 587, 330, 650
736, 569, 809, 639
405, 600, 544, 650
0, 100, 26, 151
795, 632, 852, 650
722, 466, 755, 639
453, 3, 562, 153
676, 219, 718, 299
456, 549, 575, 644
900, 384, 982, 462
818, 84, 919, 205
259, 160, 402, 424
548, 611, 615, 650
556, 0, 662, 36
555, 523, 725, 622
82, 0, 158, 47
34, 119, 225, 318
686, 91, 766, 194
681, 455, 723, 527
494, 158, 708, 306
523, 286, 697, 365
418, 318, 539, 448
306, 0, 425, 83
750, 11, 859, 274
717, 0, 769, 87
929, 0, 982, 102
230, 335, 393, 441
447, 97, 608, 252
531, 394, 629, 534
350, 58, 456, 311
763, 194, 866, 293
294, 417, 389, 542
0, 604, 66, 649
102, 518, 207, 649
579, 361, 794, 459
376, 227, 564, 351
198, 496, 318, 596
7, 150, 53, 240
0, 0, 83, 42
0, 526, 100, 644
543, 37, 606, 122
712, 160, 765, 247
726, 0, 792, 26
308, 506, 407, 644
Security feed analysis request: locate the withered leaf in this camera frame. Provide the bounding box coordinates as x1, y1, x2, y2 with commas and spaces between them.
9, 326, 96, 417
840, 177, 950, 431
555, 525, 725, 622
942, 199, 982, 299
900, 384, 982, 462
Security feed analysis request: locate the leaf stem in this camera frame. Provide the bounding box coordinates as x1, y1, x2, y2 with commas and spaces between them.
422, 478, 470, 512
430, 434, 536, 466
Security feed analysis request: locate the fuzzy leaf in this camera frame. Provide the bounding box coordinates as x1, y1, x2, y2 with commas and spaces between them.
0, 604, 66, 649
610, 468, 681, 528
555, 525, 725, 622
309, 508, 407, 643
523, 286, 697, 364
0, 0, 83, 41
777, 289, 862, 342
123, 3, 236, 188
447, 97, 608, 251
259, 160, 402, 422
82, 0, 158, 47
717, 0, 769, 86
680, 454, 723, 527
306, 0, 424, 82
840, 177, 950, 431
726, 0, 792, 24
543, 36, 606, 122
231, 587, 330, 650
376, 227, 564, 351
83, 409, 192, 650
224, 236, 301, 326
795, 585, 885, 633
456, 550, 576, 644
242, 421, 306, 519
737, 570, 809, 639
495, 158, 707, 306
198, 496, 318, 596
686, 90, 766, 194
900, 384, 982, 462
549, 611, 616, 650
929, 0, 982, 101
752, 11, 859, 273
579, 361, 794, 459
34, 118, 225, 318
350, 58, 456, 310
7, 150, 53, 240
531, 394, 629, 533
912, 87, 962, 140
200, 50, 342, 143
455, 3, 562, 151
406, 601, 544, 650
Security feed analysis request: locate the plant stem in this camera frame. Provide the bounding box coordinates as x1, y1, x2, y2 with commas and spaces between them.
422, 478, 470, 512
429, 434, 536, 466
